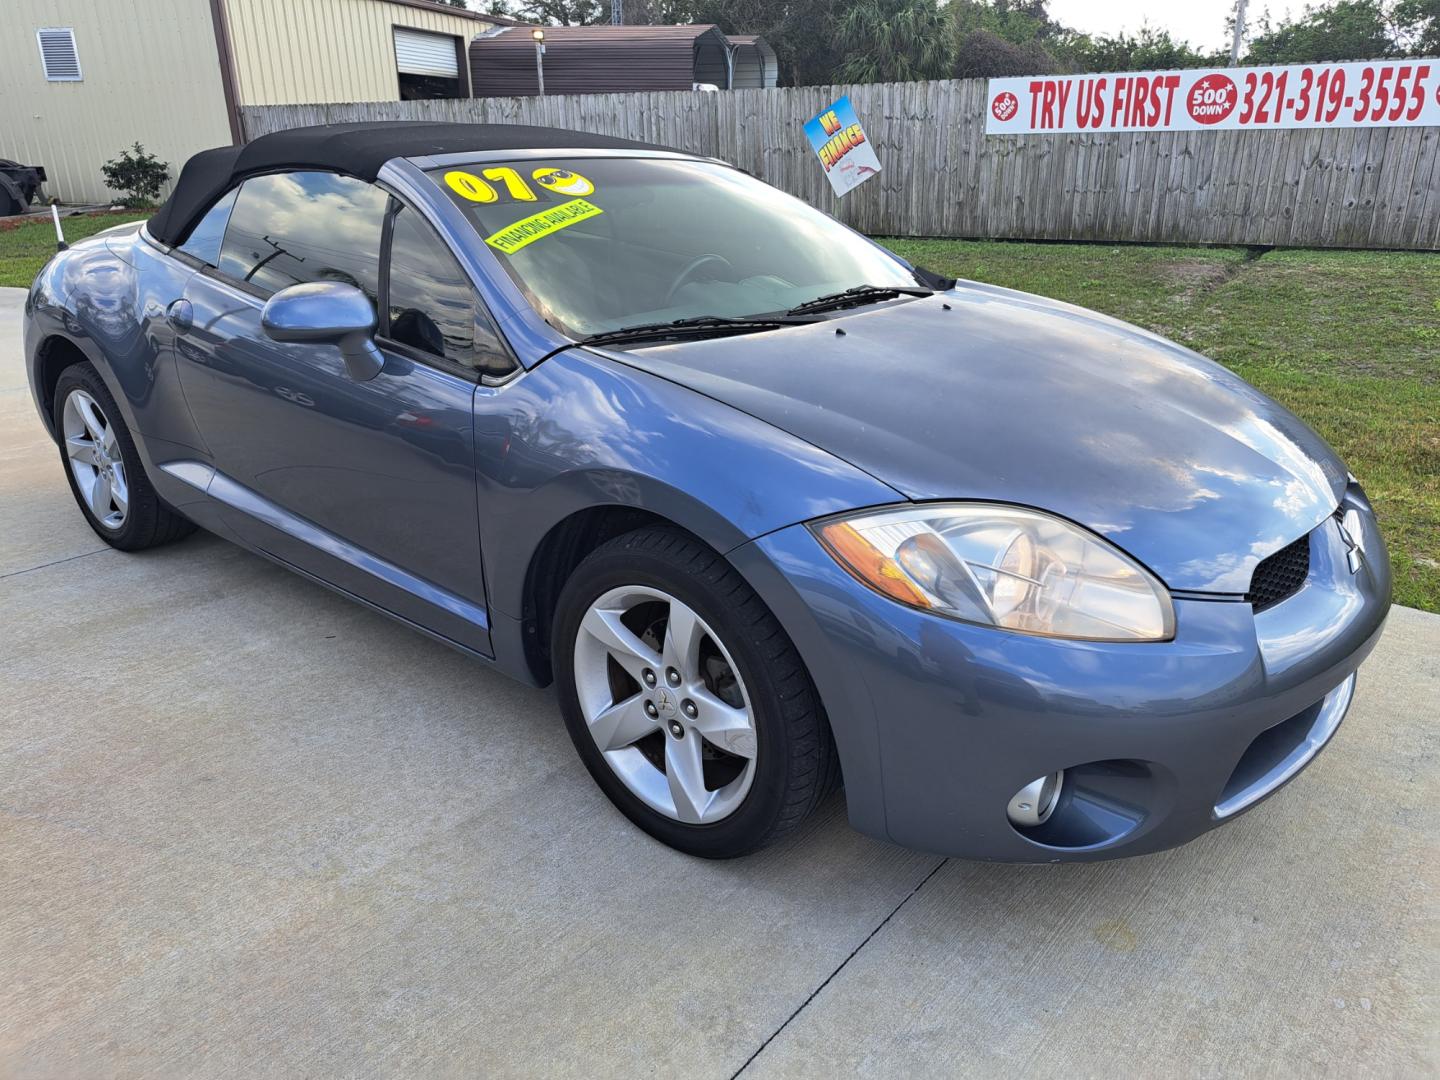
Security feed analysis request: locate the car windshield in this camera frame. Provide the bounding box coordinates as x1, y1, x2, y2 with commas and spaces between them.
427, 156, 918, 338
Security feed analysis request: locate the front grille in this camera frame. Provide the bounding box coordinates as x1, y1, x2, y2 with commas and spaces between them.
1246, 532, 1311, 612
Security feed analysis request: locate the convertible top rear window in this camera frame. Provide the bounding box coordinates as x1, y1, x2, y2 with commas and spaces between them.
428, 157, 916, 338
177, 187, 238, 267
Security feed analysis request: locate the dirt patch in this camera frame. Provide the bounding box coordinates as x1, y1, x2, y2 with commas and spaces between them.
1162, 259, 1230, 288
1164, 252, 1265, 305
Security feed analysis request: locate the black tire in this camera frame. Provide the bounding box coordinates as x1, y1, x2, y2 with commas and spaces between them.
553, 526, 840, 858
0, 161, 38, 212
53, 362, 196, 551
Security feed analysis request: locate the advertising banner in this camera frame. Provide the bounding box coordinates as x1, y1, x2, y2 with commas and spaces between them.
804, 96, 882, 196
986, 60, 1440, 134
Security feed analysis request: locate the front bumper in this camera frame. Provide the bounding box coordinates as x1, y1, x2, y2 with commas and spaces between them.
730, 490, 1390, 861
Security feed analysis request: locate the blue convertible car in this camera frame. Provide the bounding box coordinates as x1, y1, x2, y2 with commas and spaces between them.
23, 123, 1390, 859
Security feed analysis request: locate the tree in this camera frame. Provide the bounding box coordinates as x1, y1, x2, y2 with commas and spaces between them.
1393, 0, 1440, 52
1052, 26, 1219, 71
617, 0, 695, 23
432, 0, 468, 7
951, 0, 1066, 47
483, 0, 605, 24
953, 29, 1059, 77
832, 0, 952, 83
1245, 0, 1395, 63
1391, 0, 1440, 53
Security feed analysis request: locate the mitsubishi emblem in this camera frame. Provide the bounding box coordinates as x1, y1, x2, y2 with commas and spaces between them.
1337, 510, 1365, 574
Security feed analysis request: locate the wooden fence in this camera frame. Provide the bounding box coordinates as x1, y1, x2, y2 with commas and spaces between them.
241, 79, 1440, 250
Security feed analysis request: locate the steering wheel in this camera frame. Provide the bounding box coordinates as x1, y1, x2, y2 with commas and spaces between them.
666, 253, 734, 306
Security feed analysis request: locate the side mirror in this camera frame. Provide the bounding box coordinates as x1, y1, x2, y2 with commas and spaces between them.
260, 281, 384, 382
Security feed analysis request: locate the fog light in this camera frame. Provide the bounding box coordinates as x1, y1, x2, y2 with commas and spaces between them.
1007, 770, 1064, 827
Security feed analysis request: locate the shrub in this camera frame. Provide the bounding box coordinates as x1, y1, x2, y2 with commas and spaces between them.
100, 143, 170, 208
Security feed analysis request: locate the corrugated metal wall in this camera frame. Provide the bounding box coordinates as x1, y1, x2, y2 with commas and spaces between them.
730, 52, 763, 90
727, 38, 777, 89
0, 0, 233, 204
221, 0, 487, 106
470, 27, 723, 98
240, 84, 1440, 251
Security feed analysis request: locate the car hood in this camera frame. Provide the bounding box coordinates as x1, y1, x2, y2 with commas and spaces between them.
593, 283, 1348, 593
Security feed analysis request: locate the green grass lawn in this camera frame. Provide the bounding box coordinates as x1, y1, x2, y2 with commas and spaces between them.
0, 212, 147, 288
2, 213, 1434, 609
887, 238, 1440, 612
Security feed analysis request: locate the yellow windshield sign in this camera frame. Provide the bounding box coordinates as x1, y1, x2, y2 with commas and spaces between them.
485, 198, 603, 254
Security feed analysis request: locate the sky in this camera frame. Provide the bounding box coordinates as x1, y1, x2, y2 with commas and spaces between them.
1045, 0, 1297, 54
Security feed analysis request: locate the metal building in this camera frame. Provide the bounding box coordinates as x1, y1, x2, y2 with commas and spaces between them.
219, 0, 506, 107
468, 25, 780, 97
3, 2, 773, 206
2, 0, 503, 204
3, 0, 234, 207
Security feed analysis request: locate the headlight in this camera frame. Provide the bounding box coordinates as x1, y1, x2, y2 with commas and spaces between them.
811, 503, 1174, 642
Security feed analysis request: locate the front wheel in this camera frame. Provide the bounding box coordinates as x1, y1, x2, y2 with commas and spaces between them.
553, 527, 840, 858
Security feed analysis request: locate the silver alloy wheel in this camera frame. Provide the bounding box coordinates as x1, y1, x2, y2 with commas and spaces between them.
574, 585, 758, 824
61, 388, 128, 531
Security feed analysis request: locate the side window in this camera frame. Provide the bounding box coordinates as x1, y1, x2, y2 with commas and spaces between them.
177, 186, 238, 266
216, 172, 388, 301
385, 205, 509, 375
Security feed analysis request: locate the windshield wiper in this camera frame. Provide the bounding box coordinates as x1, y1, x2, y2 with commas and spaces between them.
577, 314, 814, 348
912, 265, 958, 290
783, 284, 935, 317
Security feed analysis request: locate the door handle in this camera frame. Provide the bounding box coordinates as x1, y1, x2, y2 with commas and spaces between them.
165, 299, 193, 333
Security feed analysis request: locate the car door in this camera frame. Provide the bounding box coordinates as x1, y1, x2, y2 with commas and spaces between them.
172, 171, 496, 655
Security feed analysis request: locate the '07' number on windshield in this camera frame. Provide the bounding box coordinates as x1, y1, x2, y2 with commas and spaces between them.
444, 166, 596, 205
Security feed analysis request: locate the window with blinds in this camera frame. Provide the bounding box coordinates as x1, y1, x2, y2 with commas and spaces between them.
37, 27, 82, 82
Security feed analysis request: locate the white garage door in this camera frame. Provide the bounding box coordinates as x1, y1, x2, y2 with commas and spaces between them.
394, 28, 459, 78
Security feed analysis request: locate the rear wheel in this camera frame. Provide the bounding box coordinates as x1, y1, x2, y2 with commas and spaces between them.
554, 526, 839, 858
53, 363, 195, 550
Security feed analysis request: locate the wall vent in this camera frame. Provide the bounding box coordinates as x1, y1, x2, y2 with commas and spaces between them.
37, 27, 82, 82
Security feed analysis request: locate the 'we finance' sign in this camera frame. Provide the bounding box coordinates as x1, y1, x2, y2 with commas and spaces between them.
986, 60, 1440, 134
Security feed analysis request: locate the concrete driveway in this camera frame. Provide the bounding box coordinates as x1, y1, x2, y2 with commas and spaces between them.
1, 286, 1436, 1078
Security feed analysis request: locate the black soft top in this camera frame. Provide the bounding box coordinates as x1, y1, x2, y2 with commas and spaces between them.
147, 121, 673, 247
